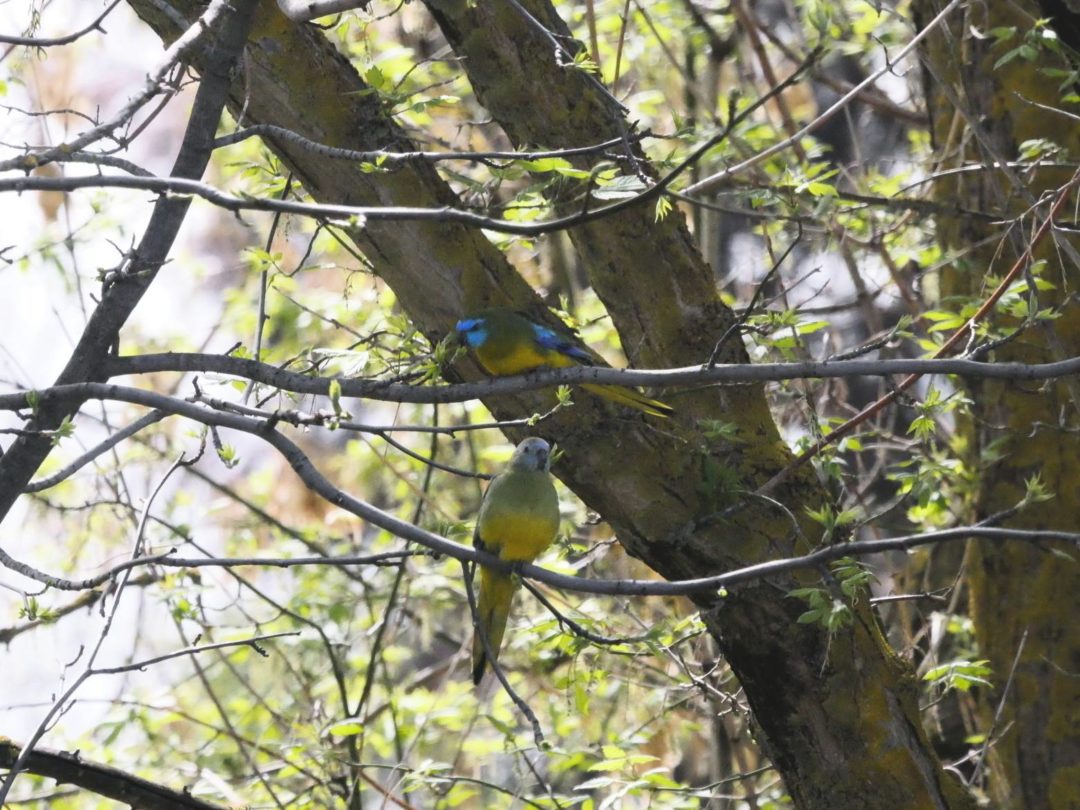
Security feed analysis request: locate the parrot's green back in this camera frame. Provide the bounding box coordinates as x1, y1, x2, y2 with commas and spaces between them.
471, 466, 559, 685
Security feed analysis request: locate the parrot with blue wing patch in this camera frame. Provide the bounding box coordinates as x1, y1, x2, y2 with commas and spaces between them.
454, 309, 673, 417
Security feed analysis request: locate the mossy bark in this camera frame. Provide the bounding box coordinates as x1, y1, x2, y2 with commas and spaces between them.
916, 2, 1080, 807
127, 2, 974, 806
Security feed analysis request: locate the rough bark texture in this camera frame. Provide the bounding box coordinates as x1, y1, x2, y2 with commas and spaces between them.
123, 2, 975, 807
424, 0, 741, 370
917, 1, 1080, 807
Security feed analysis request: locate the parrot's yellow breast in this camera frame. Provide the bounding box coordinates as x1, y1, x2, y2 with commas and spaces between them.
480, 510, 559, 561
476, 470, 560, 562
475, 341, 575, 376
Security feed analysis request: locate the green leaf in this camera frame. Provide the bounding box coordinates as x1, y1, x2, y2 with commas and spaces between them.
801, 180, 838, 197
908, 413, 936, 441
326, 719, 364, 737
699, 419, 741, 442
51, 415, 74, 446
364, 65, 387, 91
575, 775, 616, 790
923, 659, 994, 692
795, 320, 830, 335
518, 157, 573, 173
216, 443, 239, 469
19, 596, 59, 623
591, 174, 647, 200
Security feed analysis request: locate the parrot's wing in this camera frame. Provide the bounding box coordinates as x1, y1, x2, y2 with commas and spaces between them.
529, 322, 593, 363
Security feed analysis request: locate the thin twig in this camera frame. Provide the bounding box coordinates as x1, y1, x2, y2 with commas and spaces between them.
462, 561, 546, 747
214, 124, 645, 164
970, 627, 1029, 788
0, 0, 123, 47
684, 0, 963, 195
0, 0, 232, 171
24, 411, 167, 493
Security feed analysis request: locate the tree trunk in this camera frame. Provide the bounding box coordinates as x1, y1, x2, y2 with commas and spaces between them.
917, 1, 1080, 806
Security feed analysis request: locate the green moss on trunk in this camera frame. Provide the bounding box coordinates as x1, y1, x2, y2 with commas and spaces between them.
917, 2, 1080, 806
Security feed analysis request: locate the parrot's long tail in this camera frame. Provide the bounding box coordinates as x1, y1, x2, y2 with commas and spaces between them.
472, 571, 517, 685
583, 383, 674, 418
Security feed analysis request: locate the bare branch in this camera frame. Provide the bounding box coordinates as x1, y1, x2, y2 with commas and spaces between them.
969, 628, 1029, 789
0, 171, 650, 236
95, 351, 1080, 404
462, 560, 546, 746
24, 411, 167, 493
0, 574, 159, 644
0, 0, 231, 171
2, 381, 1074, 599
0, 46, 820, 241
89, 631, 299, 676
0, 0, 258, 530
275, 0, 369, 22
214, 123, 646, 164
0, 1, 123, 47
0, 736, 228, 810
0, 542, 420, 593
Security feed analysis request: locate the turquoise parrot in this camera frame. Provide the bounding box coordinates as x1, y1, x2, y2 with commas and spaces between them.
471, 437, 561, 684
454, 308, 673, 418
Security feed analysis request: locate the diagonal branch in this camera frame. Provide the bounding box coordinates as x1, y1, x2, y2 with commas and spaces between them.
0, 0, 259, 529
0, 737, 228, 810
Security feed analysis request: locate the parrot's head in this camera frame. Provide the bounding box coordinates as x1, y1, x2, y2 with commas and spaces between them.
509, 437, 552, 472
454, 316, 489, 348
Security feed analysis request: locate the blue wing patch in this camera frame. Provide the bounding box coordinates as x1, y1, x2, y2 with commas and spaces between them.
530, 323, 593, 363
